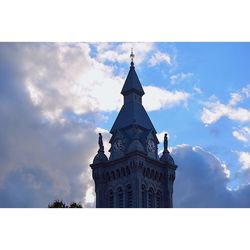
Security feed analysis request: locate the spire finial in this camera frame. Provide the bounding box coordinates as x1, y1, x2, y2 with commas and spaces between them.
130, 48, 135, 66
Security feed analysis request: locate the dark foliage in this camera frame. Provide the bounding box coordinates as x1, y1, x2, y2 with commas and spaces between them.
69, 202, 82, 208
48, 200, 82, 208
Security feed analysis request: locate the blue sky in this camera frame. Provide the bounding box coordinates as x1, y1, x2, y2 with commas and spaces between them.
0, 42, 250, 207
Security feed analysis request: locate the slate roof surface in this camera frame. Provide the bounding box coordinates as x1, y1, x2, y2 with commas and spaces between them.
111, 62, 156, 134
110, 101, 156, 133
121, 62, 145, 96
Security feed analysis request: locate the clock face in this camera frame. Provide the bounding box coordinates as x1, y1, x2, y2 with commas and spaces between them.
147, 139, 156, 152
113, 139, 124, 152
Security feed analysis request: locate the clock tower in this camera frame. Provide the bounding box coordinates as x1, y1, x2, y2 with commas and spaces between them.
90, 50, 177, 208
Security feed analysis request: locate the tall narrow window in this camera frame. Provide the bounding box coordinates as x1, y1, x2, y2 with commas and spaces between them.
108, 190, 114, 208
148, 188, 155, 208
156, 190, 162, 208
141, 185, 147, 208
126, 166, 131, 175
116, 169, 120, 178
126, 184, 133, 208
121, 168, 126, 177
117, 187, 124, 208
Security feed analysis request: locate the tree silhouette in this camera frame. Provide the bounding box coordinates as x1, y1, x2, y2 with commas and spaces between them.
69, 202, 82, 208
48, 200, 82, 208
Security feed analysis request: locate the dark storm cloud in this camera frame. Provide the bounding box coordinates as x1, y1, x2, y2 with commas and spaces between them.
0, 43, 99, 207
172, 145, 250, 207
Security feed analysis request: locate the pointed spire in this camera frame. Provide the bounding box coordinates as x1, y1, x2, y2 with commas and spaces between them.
130, 48, 135, 66
110, 50, 155, 134
121, 49, 145, 96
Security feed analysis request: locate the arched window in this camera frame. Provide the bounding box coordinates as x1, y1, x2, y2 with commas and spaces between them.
116, 169, 120, 178
111, 171, 115, 180
156, 190, 162, 208
117, 187, 124, 208
155, 171, 159, 181
106, 172, 110, 181
150, 170, 155, 179
159, 173, 163, 181
121, 168, 126, 177
126, 184, 133, 208
108, 189, 114, 208
141, 185, 147, 208
148, 188, 155, 208
126, 166, 131, 175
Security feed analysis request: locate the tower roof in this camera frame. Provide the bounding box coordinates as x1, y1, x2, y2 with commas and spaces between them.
110, 101, 155, 133
121, 62, 145, 96
110, 52, 156, 134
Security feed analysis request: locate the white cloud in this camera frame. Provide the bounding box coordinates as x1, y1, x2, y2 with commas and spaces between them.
95, 43, 176, 69
12, 43, 186, 124
84, 185, 95, 204
170, 72, 193, 85
237, 151, 250, 170
95, 127, 109, 134
242, 85, 250, 98
193, 86, 202, 95
232, 127, 250, 142
143, 86, 190, 111
201, 102, 250, 124
26, 81, 43, 106
11, 43, 125, 122
95, 42, 155, 65
149, 51, 171, 66
229, 92, 242, 106
201, 85, 250, 125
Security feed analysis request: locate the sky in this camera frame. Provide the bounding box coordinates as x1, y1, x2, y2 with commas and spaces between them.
0, 42, 250, 208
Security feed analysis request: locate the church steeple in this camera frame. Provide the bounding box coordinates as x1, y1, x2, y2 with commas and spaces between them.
121, 49, 145, 97
110, 51, 155, 134
90, 49, 177, 208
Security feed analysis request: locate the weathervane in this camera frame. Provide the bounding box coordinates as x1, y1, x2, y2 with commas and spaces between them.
130, 48, 134, 62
